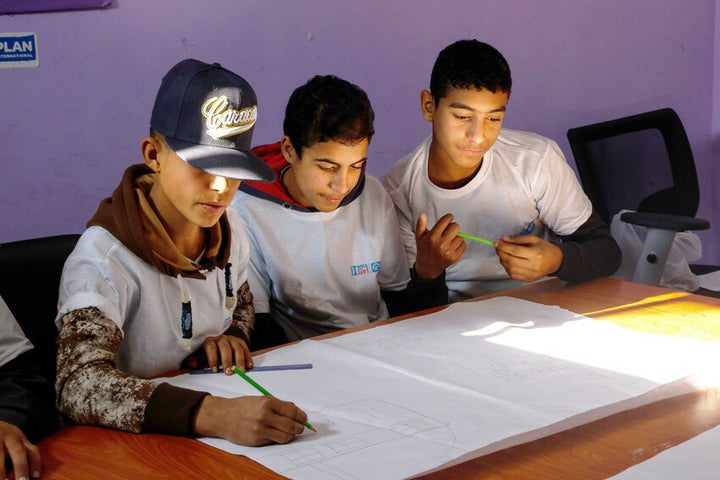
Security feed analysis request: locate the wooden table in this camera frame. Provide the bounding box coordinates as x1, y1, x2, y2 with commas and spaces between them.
39, 278, 720, 479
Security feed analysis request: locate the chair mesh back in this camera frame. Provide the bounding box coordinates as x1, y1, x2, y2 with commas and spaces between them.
567, 108, 699, 225
583, 129, 674, 222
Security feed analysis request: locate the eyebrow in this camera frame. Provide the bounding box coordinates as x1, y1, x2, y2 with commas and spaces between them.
315, 158, 367, 167
448, 102, 507, 114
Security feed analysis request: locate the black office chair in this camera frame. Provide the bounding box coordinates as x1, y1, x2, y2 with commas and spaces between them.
0, 234, 81, 384
567, 108, 712, 287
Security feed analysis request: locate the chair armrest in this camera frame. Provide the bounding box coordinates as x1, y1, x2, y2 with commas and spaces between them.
620, 212, 710, 231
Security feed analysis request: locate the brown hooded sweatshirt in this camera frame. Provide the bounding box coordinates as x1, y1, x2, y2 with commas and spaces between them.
56, 164, 255, 436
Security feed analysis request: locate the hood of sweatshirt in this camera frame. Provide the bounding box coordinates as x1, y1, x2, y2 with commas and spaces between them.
87, 164, 231, 280
238, 142, 365, 210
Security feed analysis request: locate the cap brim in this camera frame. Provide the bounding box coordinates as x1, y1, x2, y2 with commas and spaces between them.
165, 138, 275, 182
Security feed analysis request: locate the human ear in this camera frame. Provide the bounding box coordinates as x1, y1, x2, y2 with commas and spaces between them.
420, 90, 435, 123
141, 136, 161, 172
280, 136, 299, 164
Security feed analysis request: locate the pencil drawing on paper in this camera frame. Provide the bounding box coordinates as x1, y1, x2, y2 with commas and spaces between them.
260, 398, 457, 479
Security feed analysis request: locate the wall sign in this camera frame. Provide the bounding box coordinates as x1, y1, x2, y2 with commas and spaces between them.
0, 32, 38, 68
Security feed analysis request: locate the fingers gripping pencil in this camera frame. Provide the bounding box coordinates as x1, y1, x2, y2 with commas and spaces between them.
458, 221, 536, 246
232, 366, 317, 432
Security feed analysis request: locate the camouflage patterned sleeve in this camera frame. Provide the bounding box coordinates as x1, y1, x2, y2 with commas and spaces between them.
227, 280, 255, 343
55, 307, 158, 433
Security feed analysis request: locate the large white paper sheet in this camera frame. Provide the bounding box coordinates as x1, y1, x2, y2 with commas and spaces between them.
159, 297, 720, 480
609, 424, 720, 479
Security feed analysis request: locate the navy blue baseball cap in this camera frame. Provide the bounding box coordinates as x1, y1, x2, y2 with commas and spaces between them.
150, 59, 275, 182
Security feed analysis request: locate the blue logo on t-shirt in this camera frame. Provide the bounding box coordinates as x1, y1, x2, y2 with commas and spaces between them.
351, 261, 381, 276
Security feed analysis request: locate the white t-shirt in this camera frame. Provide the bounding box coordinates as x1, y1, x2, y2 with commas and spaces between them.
0, 295, 33, 368
232, 175, 410, 341
55, 207, 249, 378
382, 130, 592, 301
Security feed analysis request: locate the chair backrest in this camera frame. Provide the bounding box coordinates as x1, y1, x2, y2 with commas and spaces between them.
566, 108, 700, 225
0, 234, 80, 383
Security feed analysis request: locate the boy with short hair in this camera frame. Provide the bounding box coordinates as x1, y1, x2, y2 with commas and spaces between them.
382, 40, 621, 301
232, 75, 448, 345
55, 59, 309, 446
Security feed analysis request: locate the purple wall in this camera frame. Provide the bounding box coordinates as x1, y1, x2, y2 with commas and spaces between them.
1, 0, 718, 263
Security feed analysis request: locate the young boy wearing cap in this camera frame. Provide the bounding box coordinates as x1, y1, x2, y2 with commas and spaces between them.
382, 40, 621, 301
55, 59, 309, 446
232, 75, 450, 345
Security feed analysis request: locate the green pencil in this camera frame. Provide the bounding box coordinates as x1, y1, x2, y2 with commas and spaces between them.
457, 232, 495, 246
232, 366, 317, 432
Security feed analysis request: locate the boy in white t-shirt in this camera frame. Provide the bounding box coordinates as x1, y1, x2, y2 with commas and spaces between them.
232, 75, 449, 345
55, 59, 309, 447
382, 40, 621, 301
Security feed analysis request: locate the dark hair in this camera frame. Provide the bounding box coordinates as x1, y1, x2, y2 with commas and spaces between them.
430, 39, 512, 102
283, 75, 374, 158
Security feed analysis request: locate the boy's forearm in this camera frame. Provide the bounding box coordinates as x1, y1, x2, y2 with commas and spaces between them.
143, 382, 209, 436
56, 307, 157, 433
191, 394, 226, 438
382, 269, 448, 318
556, 237, 622, 283
555, 210, 622, 283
